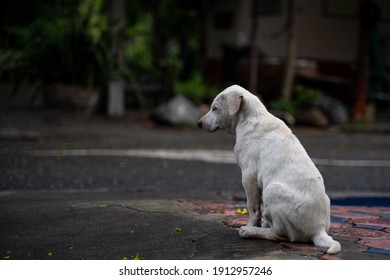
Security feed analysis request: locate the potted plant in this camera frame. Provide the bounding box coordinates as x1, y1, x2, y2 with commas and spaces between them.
1, 0, 112, 112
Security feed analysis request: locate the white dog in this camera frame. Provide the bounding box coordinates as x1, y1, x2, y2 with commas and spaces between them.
198, 85, 341, 254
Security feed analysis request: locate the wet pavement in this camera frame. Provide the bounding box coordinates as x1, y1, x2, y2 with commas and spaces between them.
0, 109, 389, 259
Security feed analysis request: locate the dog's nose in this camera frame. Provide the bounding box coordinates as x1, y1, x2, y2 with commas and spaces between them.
197, 120, 203, 128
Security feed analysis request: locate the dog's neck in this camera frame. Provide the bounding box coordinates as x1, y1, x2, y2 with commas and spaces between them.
233, 95, 285, 137
234, 95, 264, 129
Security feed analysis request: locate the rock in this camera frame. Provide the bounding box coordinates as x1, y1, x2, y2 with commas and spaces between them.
152, 95, 199, 126
296, 107, 329, 128
313, 96, 349, 124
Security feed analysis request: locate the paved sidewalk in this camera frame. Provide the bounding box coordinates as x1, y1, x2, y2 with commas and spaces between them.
1, 190, 389, 260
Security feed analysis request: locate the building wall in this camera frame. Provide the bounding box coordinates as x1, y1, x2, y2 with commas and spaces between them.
206, 0, 390, 64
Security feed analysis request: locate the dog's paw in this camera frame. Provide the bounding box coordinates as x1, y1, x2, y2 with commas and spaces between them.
239, 226, 255, 238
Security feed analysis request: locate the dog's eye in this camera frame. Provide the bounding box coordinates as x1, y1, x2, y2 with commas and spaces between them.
212, 106, 217, 112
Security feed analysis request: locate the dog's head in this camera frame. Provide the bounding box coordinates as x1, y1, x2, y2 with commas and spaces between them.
198, 85, 245, 134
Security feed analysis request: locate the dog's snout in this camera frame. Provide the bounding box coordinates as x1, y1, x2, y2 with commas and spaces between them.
197, 120, 203, 128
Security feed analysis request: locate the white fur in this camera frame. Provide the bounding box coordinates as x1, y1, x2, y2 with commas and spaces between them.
198, 85, 341, 255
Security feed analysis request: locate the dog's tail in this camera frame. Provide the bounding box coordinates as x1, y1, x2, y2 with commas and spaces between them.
312, 230, 341, 255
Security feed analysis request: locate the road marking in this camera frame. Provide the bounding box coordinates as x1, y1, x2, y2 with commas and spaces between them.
30, 149, 236, 164
29, 149, 390, 167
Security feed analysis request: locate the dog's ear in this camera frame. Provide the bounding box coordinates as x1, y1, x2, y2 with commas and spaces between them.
227, 92, 244, 116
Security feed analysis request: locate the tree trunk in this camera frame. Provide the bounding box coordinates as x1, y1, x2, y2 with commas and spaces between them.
108, 0, 126, 117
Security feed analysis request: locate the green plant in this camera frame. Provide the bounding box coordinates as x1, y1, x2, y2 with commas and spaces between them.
268, 84, 323, 115
1, 0, 111, 90
174, 73, 218, 104
268, 99, 299, 115
125, 13, 154, 71
293, 84, 323, 109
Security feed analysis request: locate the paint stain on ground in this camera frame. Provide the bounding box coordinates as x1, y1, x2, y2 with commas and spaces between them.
178, 201, 390, 258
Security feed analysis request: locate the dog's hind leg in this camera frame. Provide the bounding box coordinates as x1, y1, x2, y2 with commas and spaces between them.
239, 226, 282, 241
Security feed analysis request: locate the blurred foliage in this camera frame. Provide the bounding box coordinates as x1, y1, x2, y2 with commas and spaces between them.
174, 73, 218, 105
1, 0, 212, 106
125, 13, 153, 72
268, 84, 323, 115
77, 0, 108, 44
124, 0, 205, 96
0, 0, 111, 89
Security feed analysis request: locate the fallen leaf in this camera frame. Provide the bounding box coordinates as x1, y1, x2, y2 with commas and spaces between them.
237, 208, 248, 215
175, 227, 182, 232
131, 254, 147, 260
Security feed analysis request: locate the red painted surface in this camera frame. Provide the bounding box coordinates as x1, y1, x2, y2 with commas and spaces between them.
359, 239, 390, 250
178, 201, 390, 256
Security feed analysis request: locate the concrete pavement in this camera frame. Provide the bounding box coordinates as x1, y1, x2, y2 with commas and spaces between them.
1, 109, 390, 259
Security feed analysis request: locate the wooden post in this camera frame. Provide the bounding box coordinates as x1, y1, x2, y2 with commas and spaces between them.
353, 0, 380, 122
281, 0, 296, 102
249, 17, 260, 94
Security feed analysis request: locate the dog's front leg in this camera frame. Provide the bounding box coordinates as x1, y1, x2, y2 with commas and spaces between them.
242, 175, 262, 227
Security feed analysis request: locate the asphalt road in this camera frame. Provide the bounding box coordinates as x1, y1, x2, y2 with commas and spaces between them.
1, 110, 390, 198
